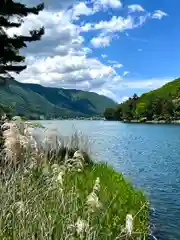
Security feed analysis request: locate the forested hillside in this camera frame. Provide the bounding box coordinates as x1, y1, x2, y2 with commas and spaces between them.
104, 78, 180, 122
0, 78, 116, 119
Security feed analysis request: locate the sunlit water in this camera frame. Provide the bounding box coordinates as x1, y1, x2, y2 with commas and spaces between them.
37, 120, 180, 240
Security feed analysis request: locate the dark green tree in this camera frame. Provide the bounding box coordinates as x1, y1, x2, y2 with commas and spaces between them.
114, 105, 123, 120
0, 0, 44, 76
161, 98, 174, 121
132, 93, 139, 101
104, 108, 116, 120
122, 99, 134, 120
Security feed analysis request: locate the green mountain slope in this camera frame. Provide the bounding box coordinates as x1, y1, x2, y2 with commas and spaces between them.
104, 78, 180, 122
23, 83, 116, 116
139, 78, 180, 102
0, 78, 117, 119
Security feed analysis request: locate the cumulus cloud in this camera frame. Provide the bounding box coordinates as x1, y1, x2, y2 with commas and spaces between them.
14, 54, 117, 91
94, 15, 135, 32
93, 0, 122, 11
10, 0, 169, 102
91, 35, 111, 48
80, 13, 152, 47
128, 4, 145, 13
7, 3, 119, 92
71, 2, 94, 20
152, 10, 168, 19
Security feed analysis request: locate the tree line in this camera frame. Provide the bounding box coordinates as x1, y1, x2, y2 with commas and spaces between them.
104, 93, 180, 122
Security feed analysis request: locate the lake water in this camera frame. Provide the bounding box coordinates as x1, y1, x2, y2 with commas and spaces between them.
40, 120, 180, 240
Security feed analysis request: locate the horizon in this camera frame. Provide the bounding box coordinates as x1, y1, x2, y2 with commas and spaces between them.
10, 0, 179, 102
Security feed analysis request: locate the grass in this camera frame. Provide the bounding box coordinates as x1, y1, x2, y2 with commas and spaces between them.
26, 121, 45, 128
0, 120, 149, 239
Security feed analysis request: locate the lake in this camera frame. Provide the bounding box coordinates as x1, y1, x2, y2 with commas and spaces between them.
39, 120, 180, 240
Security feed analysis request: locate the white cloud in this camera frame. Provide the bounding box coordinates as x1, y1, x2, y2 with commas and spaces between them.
81, 12, 152, 34
91, 35, 111, 48
6, 3, 120, 92
80, 23, 93, 32
120, 96, 129, 102
138, 48, 143, 52
94, 15, 135, 32
113, 75, 122, 82
101, 54, 108, 58
14, 54, 117, 90
128, 4, 144, 13
123, 71, 129, 77
71, 2, 94, 20
93, 0, 122, 11
113, 63, 123, 69
152, 10, 168, 20
8, 0, 170, 102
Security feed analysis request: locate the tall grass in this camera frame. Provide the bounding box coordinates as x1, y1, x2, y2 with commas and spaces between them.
0, 120, 149, 239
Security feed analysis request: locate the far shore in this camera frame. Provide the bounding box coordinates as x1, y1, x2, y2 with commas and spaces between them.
122, 119, 180, 124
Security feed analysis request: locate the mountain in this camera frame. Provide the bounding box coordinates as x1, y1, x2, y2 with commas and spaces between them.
104, 78, 180, 122
0, 78, 117, 119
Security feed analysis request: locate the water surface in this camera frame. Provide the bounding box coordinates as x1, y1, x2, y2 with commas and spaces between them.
40, 120, 180, 240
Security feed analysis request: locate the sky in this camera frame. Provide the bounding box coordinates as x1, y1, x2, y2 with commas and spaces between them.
9, 0, 180, 102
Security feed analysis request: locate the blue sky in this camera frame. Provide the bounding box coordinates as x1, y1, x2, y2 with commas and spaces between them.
11, 0, 179, 102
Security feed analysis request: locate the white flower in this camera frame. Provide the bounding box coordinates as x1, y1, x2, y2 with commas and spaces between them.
15, 201, 24, 214
76, 217, 88, 235
87, 192, 101, 211
51, 164, 60, 173
93, 177, 100, 192
126, 214, 133, 236
57, 171, 64, 185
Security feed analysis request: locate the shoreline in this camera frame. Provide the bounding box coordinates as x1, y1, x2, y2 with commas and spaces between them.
122, 119, 180, 124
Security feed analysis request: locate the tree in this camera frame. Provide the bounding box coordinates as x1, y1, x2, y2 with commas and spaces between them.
104, 108, 115, 120
122, 100, 134, 120
0, 0, 44, 76
161, 98, 174, 121
135, 102, 147, 119
132, 93, 139, 101
114, 105, 123, 120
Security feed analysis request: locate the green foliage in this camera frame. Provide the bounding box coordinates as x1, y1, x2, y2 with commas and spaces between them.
12, 115, 23, 121
0, 78, 117, 119
104, 108, 116, 120
104, 78, 180, 122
